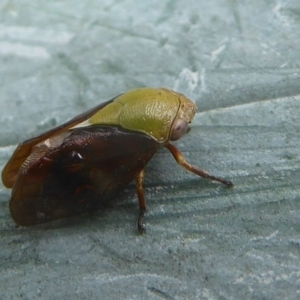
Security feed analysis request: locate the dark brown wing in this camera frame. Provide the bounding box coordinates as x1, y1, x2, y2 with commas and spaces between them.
2, 97, 118, 188
9, 125, 160, 226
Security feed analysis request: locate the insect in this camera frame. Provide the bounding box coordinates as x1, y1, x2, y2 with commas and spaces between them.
2, 87, 233, 232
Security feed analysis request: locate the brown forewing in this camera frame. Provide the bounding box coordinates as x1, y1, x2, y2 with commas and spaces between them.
9, 125, 160, 226
2, 97, 118, 188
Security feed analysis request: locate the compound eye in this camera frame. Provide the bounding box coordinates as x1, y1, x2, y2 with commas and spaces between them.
170, 119, 189, 141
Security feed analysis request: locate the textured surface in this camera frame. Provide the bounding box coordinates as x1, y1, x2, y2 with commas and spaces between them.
1, 1, 300, 299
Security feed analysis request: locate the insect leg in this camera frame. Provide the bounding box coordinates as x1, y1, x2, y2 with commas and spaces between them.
165, 143, 233, 187
136, 169, 146, 233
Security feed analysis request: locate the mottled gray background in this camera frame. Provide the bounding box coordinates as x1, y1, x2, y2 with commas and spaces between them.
1, 1, 300, 299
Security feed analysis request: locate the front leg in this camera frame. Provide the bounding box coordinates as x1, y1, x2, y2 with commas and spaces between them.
166, 143, 233, 187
